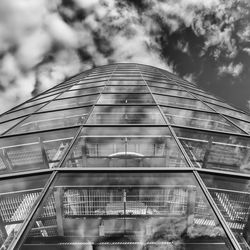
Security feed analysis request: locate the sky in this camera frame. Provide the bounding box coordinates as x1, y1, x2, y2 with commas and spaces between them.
0, 0, 250, 114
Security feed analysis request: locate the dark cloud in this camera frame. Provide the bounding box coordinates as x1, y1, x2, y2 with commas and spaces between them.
0, 0, 249, 113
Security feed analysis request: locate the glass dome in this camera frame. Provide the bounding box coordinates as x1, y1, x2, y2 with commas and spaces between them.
0, 63, 249, 249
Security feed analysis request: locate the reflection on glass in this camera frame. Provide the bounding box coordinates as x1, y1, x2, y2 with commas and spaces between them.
0, 174, 49, 250
0, 104, 45, 123
7, 106, 92, 134
147, 81, 181, 90
161, 106, 242, 133
154, 94, 211, 111
0, 128, 77, 174
65, 86, 105, 96
201, 173, 250, 250
40, 94, 99, 112
207, 103, 250, 121
108, 80, 145, 85
175, 127, 250, 174
105, 85, 149, 92
87, 106, 164, 124
0, 118, 23, 135
97, 94, 154, 104
64, 127, 187, 168
228, 117, 250, 134
20, 172, 232, 250
150, 87, 195, 98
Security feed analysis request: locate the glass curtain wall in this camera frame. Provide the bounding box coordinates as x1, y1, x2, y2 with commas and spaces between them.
0, 63, 249, 249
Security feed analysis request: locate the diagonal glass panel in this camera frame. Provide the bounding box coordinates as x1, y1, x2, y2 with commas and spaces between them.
0, 174, 50, 250
0, 128, 77, 174
87, 106, 164, 125
228, 117, 250, 134
149, 86, 194, 98
174, 127, 250, 174
59, 87, 104, 98
200, 173, 250, 249
39, 94, 99, 112
207, 103, 250, 121
161, 106, 243, 133
19, 172, 233, 250
97, 94, 154, 104
0, 104, 46, 123
6, 106, 92, 134
62, 126, 187, 168
153, 94, 212, 112
0, 118, 24, 135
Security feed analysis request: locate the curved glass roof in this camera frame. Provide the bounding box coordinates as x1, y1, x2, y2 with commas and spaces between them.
0, 63, 249, 249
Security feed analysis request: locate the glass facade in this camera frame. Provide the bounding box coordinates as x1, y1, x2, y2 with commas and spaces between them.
0, 63, 249, 249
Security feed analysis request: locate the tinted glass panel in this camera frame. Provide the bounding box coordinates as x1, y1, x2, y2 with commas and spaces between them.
87, 106, 164, 124
175, 127, 250, 174
0, 118, 23, 135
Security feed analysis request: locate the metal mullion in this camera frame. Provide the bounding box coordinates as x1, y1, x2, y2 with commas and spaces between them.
56, 65, 118, 168
8, 170, 58, 250
156, 69, 249, 136
1, 70, 94, 136
138, 65, 193, 169
193, 170, 241, 250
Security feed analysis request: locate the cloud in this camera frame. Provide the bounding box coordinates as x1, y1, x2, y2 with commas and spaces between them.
218, 62, 244, 77
0, 0, 249, 114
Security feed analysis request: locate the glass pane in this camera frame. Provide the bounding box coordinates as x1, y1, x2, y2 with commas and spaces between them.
161, 106, 242, 133
228, 117, 250, 134
147, 81, 180, 89
150, 87, 195, 98
0, 128, 77, 174
40, 95, 99, 112
207, 103, 250, 121
0, 174, 50, 249
201, 173, 250, 249
97, 94, 154, 104
71, 82, 106, 89
108, 80, 145, 85
20, 172, 233, 250
63, 127, 187, 168
105, 85, 149, 93
175, 127, 250, 174
20, 94, 59, 108
66, 86, 105, 96
154, 94, 211, 111
7, 106, 92, 134
0, 104, 45, 123
87, 106, 164, 124
0, 118, 24, 135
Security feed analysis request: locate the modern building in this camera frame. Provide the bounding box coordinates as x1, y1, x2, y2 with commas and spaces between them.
0, 63, 249, 249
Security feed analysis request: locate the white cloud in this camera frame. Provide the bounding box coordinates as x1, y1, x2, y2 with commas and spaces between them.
218, 62, 243, 77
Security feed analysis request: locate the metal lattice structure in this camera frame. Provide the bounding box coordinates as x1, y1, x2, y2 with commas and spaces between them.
0, 63, 250, 249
